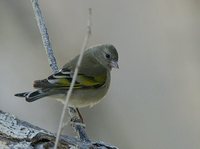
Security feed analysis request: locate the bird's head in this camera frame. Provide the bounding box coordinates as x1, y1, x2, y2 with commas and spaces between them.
92, 44, 119, 70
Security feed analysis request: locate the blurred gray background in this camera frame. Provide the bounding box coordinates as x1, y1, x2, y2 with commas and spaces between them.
0, 0, 200, 148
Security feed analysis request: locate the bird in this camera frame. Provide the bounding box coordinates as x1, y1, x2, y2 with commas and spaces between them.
15, 44, 119, 108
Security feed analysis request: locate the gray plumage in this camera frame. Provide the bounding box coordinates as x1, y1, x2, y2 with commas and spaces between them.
15, 44, 119, 108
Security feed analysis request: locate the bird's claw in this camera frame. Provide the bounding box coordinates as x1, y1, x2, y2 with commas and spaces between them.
70, 116, 86, 127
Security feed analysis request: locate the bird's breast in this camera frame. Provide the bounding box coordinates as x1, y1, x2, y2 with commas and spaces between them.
69, 72, 111, 108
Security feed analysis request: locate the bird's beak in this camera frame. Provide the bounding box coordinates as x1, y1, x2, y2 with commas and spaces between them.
110, 61, 119, 69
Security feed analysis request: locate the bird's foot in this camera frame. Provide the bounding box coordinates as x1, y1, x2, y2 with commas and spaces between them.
70, 116, 86, 128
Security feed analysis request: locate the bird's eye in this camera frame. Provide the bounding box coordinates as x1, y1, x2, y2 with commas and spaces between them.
105, 53, 111, 59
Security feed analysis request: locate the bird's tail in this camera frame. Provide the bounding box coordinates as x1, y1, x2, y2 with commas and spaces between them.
14, 89, 50, 102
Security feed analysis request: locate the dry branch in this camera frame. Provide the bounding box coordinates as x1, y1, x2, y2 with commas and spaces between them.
31, 0, 59, 73
0, 110, 118, 149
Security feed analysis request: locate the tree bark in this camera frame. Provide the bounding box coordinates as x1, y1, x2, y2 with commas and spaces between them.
0, 110, 117, 149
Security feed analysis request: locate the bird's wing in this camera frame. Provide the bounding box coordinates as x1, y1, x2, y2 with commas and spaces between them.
34, 67, 106, 89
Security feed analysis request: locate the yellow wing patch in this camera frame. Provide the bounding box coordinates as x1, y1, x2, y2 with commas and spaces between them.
48, 73, 107, 89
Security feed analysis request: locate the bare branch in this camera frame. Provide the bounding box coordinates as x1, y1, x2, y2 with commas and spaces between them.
54, 8, 92, 149
31, 0, 58, 73
0, 110, 118, 149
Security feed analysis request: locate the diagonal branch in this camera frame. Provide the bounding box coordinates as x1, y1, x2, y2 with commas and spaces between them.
0, 110, 118, 149
31, 0, 58, 73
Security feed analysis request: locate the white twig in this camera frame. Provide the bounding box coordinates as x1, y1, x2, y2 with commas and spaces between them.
54, 8, 92, 149
30, 0, 58, 73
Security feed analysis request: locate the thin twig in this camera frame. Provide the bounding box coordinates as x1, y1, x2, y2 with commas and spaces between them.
54, 8, 92, 149
30, 0, 58, 73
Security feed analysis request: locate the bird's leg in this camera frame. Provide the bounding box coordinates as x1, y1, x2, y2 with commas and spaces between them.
76, 108, 84, 123
55, 99, 85, 127
68, 107, 86, 127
